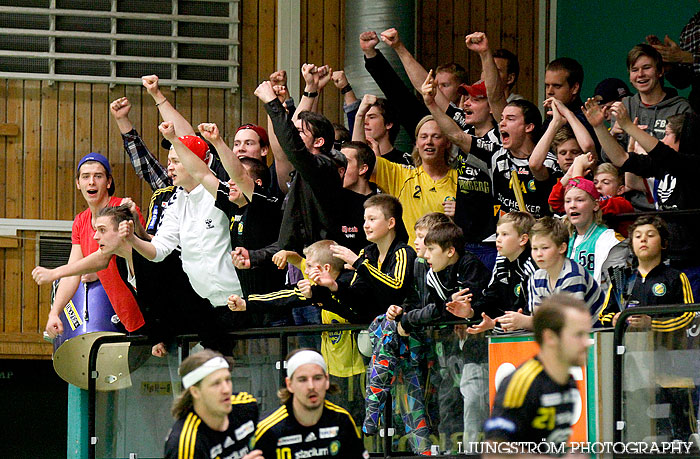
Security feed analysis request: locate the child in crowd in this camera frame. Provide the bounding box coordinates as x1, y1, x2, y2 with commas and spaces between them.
354, 212, 451, 453
228, 240, 368, 422
549, 153, 634, 227
499, 217, 604, 331
530, 97, 596, 185
389, 222, 490, 444
450, 212, 538, 335
606, 215, 695, 329
609, 215, 697, 442
563, 176, 628, 295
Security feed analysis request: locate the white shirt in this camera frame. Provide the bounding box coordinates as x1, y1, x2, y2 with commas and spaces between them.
151, 184, 241, 306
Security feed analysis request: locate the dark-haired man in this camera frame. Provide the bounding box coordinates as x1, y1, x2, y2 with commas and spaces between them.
353, 94, 412, 165
253, 349, 368, 458
337, 141, 377, 254
253, 80, 344, 253
165, 349, 262, 459
482, 294, 590, 451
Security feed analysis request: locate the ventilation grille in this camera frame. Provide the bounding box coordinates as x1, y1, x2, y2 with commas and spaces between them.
38, 235, 72, 269
0, 0, 240, 89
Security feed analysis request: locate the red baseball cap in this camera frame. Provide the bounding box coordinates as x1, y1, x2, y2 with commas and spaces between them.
457, 80, 487, 99
236, 124, 269, 147
178, 135, 210, 161
565, 176, 600, 201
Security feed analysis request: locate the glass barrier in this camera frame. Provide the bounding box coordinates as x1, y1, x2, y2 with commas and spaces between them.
86, 323, 493, 458
616, 304, 700, 445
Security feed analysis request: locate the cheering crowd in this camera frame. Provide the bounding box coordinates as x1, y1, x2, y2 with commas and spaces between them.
31, 23, 700, 456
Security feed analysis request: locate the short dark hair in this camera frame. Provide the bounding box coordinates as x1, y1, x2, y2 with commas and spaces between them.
666, 113, 686, 139
332, 123, 351, 149
533, 294, 589, 345
424, 222, 465, 256
96, 204, 133, 230
628, 215, 670, 259
370, 98, 401, 144
341, 141, 376, 178
239, 157, 270, 189
546, 57, 584, 89
627, 44, 663, 73
297, 110, 335, 154
505, 99, 543, 142
493, 48, 520, 87
435, 62, 468, 85
364, 194, 402, 221
530, 216, 568, 247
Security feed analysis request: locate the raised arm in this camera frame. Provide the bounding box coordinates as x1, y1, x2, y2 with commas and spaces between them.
466, 32, 507, 122
380, 28, 451, 112
352, 94, 376, 142
421, 70, 473, 151
556, 98, 596, 154
111, 97, 171, 190
529, 98, 565, 181
142, 75, 196, 136
294, 63, 321, 121
610, 101, 659, 153
159, 121, 219, 197
583, 98, 629, 168
199, 122, 255, 200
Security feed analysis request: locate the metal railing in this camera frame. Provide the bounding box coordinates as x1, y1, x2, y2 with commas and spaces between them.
85, 319, 482, 459
613, 302, 700, 444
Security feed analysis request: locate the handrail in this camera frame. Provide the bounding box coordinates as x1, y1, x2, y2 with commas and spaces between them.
612, 302, 700, 443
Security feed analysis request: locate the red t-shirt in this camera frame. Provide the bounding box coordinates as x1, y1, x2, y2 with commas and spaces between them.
71, 196, 146, 332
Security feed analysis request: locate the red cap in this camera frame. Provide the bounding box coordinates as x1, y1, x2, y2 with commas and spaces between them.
178, 135, 210, 161
236, 124, 269, 147
457, 80, 487, 99
565, 176, 600, 201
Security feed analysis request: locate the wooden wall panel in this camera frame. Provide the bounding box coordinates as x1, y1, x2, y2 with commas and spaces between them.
416, 0, 543, 104
0, 0, 544, 358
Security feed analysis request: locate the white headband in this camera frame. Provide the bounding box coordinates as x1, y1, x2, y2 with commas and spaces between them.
182, 357, 229, 389
287, 350, 327, 378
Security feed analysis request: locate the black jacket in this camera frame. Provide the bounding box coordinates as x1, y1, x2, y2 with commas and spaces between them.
265, 99, 343, 252
400, 251, 491, 333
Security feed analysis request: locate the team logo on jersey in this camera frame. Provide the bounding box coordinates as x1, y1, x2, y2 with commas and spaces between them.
329, 318, 343, 345
235, 420, 254, 441
278, 434, 302, 446
319, 426, 339, 439
527, 180, 536, 192
652, 283, 667, 296
305, 432, 317, 442
205, 218, 215, 229
330, 440, 340, 455
514, 284, 521, 297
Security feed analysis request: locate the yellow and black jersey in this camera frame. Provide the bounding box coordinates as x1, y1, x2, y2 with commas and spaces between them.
484, 357, 578, 444
252, 399, 368, 458
600, 263, 695, 331
347, 239, 416, 312
146, 185, 177, 235
164, 391, 258, 459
